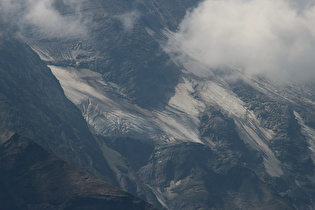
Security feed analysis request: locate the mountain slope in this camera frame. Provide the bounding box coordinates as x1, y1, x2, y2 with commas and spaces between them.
24, 0, 186, 108
0, 132, 157, 210
138, 142, 292, 210
0, 36, 115, 183
1, 0, 315, 209
0, 35, 161, 207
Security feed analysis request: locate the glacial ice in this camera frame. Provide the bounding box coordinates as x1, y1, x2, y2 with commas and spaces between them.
50, 63, 283, 177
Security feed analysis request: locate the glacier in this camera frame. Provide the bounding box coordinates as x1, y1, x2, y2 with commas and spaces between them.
50, 60, 283, 177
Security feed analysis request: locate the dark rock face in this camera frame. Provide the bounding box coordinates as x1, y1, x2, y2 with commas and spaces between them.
107, 137, 155, 171
0, 37, 162, 207
0, 37, 116, 184
228, 78, 315, 209
114, 141, 291, 210
0, 133, 157, 210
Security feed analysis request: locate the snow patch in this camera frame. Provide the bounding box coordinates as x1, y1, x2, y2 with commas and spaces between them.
294, 111, 315, 161
145, 185, 170, 210
236, 111, 283, 177
49, 66, 105, 104
165, 180, 181, 200
50, 66, 204, 143
31, 46, 55, 62
50, 65, 282, 177
199, 80, 246, 119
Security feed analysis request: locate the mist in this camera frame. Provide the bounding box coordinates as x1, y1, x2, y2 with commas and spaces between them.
0, 0, 87, 38
117, 10, 141, 31
166, 0, 315, 82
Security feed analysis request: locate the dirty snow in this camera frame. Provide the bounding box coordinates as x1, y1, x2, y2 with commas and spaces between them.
50, 65, 203, 143
199, 80, 247, 119
235, 111, 283, 177
294, 111, 315, 161
49, 65, 106, 104
50, 64, 282, 177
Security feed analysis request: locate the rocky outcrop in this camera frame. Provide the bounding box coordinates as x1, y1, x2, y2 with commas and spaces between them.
0, 133, 157, 210
0, 37, 116, 184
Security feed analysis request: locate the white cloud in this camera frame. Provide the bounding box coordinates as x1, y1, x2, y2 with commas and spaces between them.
117, 10, 141, 31
166, 0, 315, 82
24, 0, 86, 37
0, 0, 87, 38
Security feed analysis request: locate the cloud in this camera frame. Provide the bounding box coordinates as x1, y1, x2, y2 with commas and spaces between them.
0, 0, 87, 38
166, 0, 315, 82
0, 0, 20, 22
117, 10, 141, 31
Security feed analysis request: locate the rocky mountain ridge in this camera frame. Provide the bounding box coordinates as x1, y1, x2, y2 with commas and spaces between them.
0, 132, 157, 210
1, 0, 315, 209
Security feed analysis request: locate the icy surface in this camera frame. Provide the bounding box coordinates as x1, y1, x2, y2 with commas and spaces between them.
50, 66, 105, 104
50, 64, 282, 176
294, 111, 315, 161
50, 65, 204, 143
199, 80, 246, 119
50, 64, 248, 144
235, 111, 283, 177
50, 65, 158, 140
